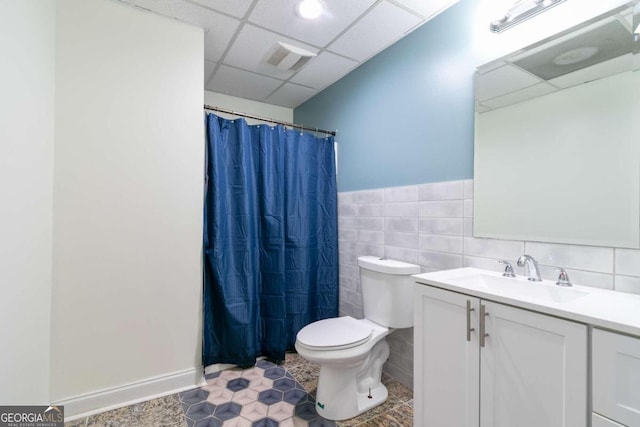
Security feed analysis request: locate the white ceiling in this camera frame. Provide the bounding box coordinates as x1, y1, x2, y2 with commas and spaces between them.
115, 0, 459, 107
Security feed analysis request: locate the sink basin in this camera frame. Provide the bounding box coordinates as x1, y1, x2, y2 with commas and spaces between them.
449, 273, 590, 304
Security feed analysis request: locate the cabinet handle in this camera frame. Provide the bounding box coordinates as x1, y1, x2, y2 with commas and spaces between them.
466, 300, 475, 342
480, 304, 489, 348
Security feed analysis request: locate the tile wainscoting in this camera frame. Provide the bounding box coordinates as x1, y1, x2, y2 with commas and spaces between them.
338, 179, 640, 388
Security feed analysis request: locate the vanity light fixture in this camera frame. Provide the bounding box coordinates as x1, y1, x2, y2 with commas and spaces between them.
490, 0, 566, 33
296, 0, 325, 20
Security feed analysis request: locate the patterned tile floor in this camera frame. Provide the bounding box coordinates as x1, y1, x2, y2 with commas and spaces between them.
65, 353, 413, 427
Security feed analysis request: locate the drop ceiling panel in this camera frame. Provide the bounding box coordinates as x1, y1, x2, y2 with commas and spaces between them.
327, 1, 422, 62
476, 64, 543, 102
203, 16, 243, 62
131, 0, 175, 15
548, 54, 632, 89
290, 52, 358, 89
206, 65, 284, 101
223, 24, 318, 79
392, 0, 457, 19
133, 0, 238, 29
189, 0, 254, 18
265, 83, 319, 107
120, 0, 458, 108
513, 19, 633, 81
482, 82, 557, 110
248, 0, 377, 47
205, 60, 216, 84
477, 60, 506, 75
132, 0, 240, 62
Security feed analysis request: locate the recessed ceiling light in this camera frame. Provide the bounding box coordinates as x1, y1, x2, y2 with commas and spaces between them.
296, 0, 325, 20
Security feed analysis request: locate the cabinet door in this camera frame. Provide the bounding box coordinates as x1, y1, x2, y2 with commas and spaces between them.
593, 328, 640, 426
480, 301, 587, 427
414, 285, 480, 427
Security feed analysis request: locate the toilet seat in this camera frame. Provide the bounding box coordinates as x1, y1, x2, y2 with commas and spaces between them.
296, 316, 373, 350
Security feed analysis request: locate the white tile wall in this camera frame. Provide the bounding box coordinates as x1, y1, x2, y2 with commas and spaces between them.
614, 275, 640, 294
337, 178, 640, 389
384, 185, 419, 202
615, 248, 640, 277
525, 242, 614, 274
357, 189, 384, 204
419, 180, 463, 200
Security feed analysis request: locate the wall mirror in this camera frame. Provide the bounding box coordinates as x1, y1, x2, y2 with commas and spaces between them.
474, 1, 640, 248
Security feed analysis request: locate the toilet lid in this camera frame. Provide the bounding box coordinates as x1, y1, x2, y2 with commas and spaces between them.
296, 316, 373, 350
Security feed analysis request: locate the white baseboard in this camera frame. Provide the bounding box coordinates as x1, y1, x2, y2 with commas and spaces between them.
204, 363, 236, 375
57, 367, 206, 421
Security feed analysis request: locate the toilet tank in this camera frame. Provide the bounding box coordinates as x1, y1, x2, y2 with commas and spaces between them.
358, 256, 420, 328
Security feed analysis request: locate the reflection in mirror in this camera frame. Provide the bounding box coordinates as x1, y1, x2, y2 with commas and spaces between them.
474, 2, 640, 248
635, 1, 640, 54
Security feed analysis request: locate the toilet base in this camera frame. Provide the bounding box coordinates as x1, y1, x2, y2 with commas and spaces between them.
355, 383, 388, 414
313, 338, 390, 421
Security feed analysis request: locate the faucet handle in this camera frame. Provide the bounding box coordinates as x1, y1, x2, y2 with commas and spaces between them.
499, 260, 516, 277
554, 267, 572, 287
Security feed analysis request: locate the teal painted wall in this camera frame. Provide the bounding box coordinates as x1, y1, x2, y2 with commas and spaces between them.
295, 0, 480, 192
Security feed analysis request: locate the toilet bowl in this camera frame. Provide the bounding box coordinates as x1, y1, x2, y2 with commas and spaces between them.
294, 256, 420, 421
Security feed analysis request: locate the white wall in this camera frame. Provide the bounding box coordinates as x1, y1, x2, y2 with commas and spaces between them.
50, 0, 204, 414
0, 0, 55, 405
205, 90, 293, 125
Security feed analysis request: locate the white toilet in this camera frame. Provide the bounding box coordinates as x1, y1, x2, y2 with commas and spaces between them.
294, 256, 420, 421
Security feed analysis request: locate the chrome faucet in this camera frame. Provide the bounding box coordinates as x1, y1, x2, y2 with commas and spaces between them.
554, 267, 572, 287
498, 259, 516, 277
517, 255, 542, 282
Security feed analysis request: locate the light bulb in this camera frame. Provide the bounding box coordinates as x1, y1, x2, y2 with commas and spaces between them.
296, 0, 325, 20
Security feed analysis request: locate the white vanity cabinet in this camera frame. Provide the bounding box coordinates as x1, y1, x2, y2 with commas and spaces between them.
414, 285, 480, 427
592, 328, 640, 426
414, 284, 588, 427
479, 300, 587, 427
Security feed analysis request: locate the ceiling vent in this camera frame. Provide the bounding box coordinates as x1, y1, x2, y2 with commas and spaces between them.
264, 42, 316, 72
513, 19, 633, 80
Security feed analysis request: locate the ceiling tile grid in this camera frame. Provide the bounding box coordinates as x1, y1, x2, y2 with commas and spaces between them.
115, 0, 459, 107
327, 1, 422, 62
188, 0, 254, 18
390, 0, 459, 20
222, 24, 319, 80
265, 83, 319, 107
207, 65, 284, 100
290, 51, 359, 90
248, 0, 378, 47
203, 17, 242, 62
205, 60, 217, 84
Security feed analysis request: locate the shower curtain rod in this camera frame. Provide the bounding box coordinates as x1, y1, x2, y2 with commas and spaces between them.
204, 104, 337, 137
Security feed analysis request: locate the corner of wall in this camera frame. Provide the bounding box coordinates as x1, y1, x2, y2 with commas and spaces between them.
0, 0, 56, 405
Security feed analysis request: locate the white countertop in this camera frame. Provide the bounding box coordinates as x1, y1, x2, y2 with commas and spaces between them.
414, 267, 640, 338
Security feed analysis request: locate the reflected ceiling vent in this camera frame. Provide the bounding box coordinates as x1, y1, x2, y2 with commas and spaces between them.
264, 42, 316, 72
513, 19, 634, 79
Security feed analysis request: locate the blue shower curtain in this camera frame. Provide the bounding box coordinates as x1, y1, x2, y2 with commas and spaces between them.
203, 113, 339, 367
